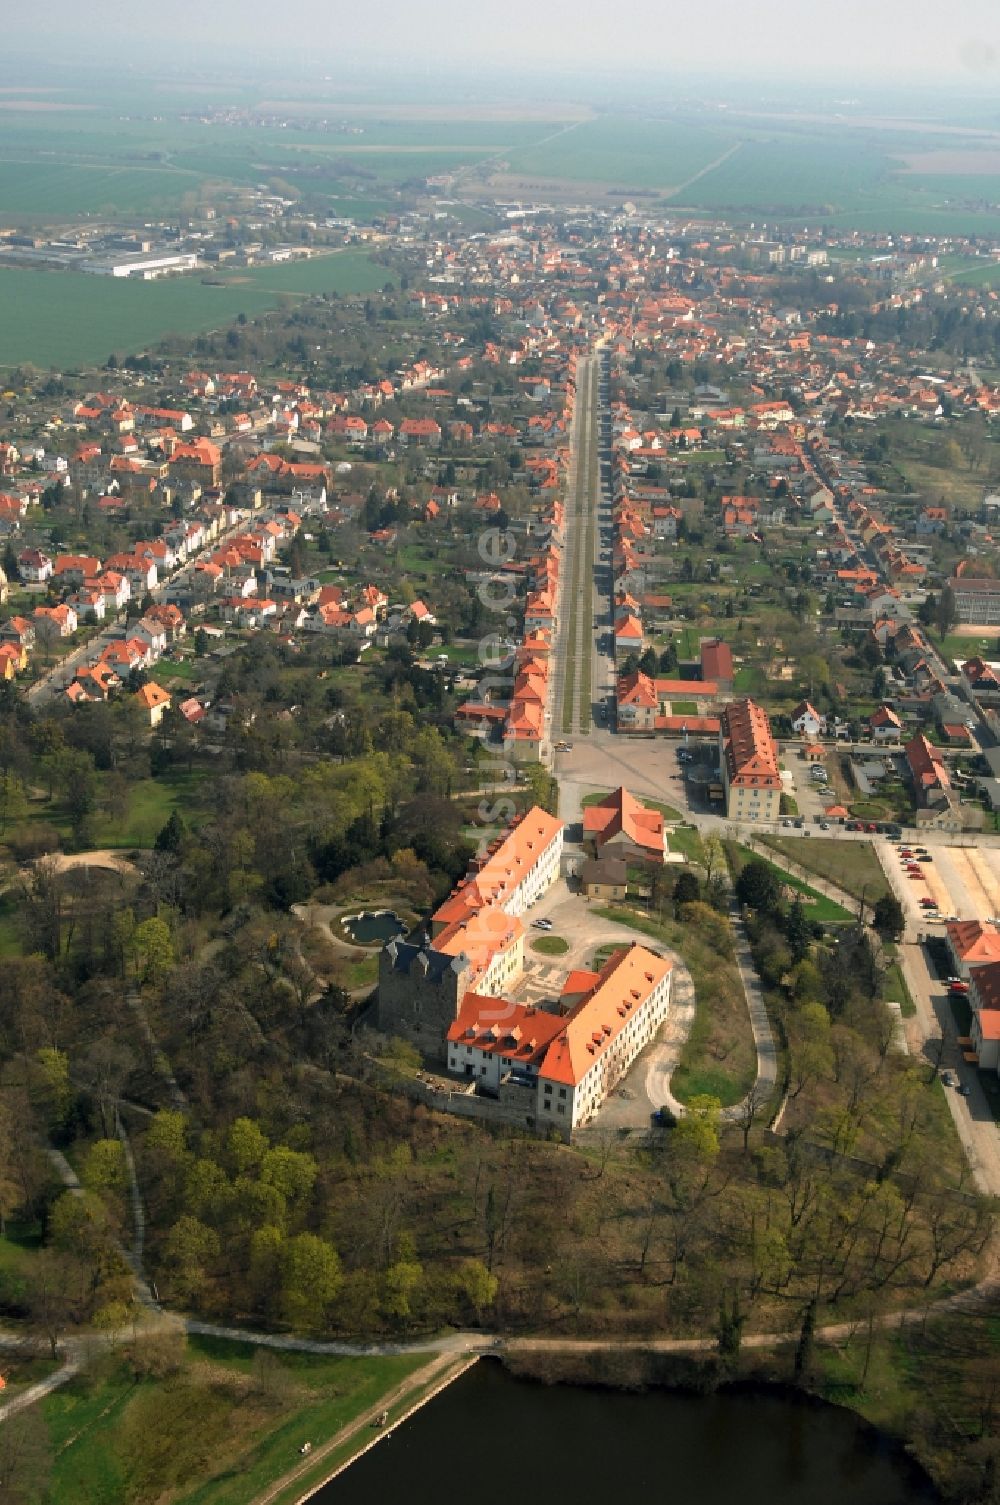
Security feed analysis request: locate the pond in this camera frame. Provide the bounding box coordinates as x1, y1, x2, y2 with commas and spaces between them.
316, 1359, 939, 1505
340, 909, 406, 946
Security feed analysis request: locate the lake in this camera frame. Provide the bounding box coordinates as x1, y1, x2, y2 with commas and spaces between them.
317, 1359, 939, 1505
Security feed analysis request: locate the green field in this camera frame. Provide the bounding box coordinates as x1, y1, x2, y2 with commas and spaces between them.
506, 117, 737, 189
0, 252, 385, 369
757, 836, 889, 905
40, 1339, 426, 1505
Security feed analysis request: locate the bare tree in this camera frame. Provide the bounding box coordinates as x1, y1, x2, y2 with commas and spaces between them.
735, 1077, 772, 1154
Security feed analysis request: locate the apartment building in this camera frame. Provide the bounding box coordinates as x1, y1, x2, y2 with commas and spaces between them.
719, 697, 782, 822
445, 942, 673, 1138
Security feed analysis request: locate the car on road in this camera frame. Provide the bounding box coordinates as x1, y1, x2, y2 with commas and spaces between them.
532, 919, 553, 931
957, 1084, 972, 1097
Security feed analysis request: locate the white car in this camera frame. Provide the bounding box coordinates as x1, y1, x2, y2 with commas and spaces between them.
532, 919, 553, 931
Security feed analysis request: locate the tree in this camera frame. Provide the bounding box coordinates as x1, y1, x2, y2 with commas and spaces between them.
162, 1215, 220, 1302
784, 896, 812, 962
935, 584, 957, 637
673, 1094, 722, 1160
673, 870, 700, 914
25, 1249, 89, 1357
154, 810, 187, 854
281, 1233, 342, 1327
873, 892, 905, 941
133, 916, 174, 986
735, 857, 782, 914
735, 1077, 772, 1153
453, 1258, 498, 1323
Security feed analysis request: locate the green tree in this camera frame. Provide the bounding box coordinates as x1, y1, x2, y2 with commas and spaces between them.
80, 1139, 127, 1196
133, 916, 174, 985
873, 892, 905, 940
227, 1116, 269, 1176
281, 1233, 341, 1327
260, 1146, 318, 1211
162, 1215, 220, 1302
673, 1094, 722, 1160
32, 1047, 71, 1130
453, 1258, 498, 1322
735, 857, 782, 914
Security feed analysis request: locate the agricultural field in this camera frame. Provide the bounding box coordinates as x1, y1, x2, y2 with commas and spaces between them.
0, 251, 385, 369
502, 117, 738, 191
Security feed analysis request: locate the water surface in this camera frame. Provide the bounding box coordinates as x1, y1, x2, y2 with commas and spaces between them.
318, 1359, 938, 1505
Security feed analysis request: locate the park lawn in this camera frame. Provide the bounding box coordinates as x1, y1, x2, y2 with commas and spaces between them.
17, 767, 208, 852
668, 825, 704, 866
42, 1342, 427, 1505
343, 955, 379, 990
92, 770, 208, 849
883, 958, 915, 1019
727, 844, 854, 925
531, 934, 570, 956
756, 835, 888, 906
937, 631, 1000, 663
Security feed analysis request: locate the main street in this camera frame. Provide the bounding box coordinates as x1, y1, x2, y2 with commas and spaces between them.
549, 349, 616, 744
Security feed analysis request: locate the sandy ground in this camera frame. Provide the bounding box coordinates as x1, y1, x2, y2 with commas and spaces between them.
43, 849, 138, 878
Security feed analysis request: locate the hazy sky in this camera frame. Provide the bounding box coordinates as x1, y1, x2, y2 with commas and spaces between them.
7, 0, 1000, 82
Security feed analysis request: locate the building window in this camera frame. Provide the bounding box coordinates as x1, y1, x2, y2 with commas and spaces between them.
544, 1083, 552, 1095
557, 1104, 565, 1114
558, 1087, 567, 1099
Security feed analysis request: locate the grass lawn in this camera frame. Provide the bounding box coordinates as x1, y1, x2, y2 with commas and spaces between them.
727, 844, 854, 925
668, 825, 704, 866
757, 836, 888, 906
530, 934, 569, 956
17, 767, 208, 852
883, 958, 915, 1019
340, 955, 379, 990
670, 700, 699, 714
936, 631, 1000, 664
42, 1340, 427, 1505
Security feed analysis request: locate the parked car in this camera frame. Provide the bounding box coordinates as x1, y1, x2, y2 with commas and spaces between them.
820, 821, 830, 830
865, 822, 877, 833
957, 1084, 972, 1097
949, 981, 970, 994
941, 1070, 956, 1086
532, 919, 553, 931
919, 897, 937, 908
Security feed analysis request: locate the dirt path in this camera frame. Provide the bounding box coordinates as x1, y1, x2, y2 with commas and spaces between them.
43, 849, 138, 879
247, 1352, 472, 1505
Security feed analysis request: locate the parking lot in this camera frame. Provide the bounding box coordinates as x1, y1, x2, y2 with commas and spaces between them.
879, 839, 1000, 934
